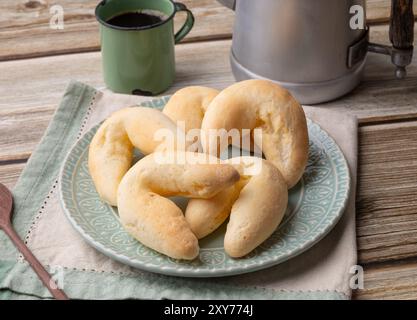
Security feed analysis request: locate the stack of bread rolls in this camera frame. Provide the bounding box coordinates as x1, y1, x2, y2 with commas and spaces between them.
88, 80, 309, 260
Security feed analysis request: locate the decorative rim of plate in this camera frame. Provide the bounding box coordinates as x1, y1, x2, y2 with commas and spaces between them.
59, 103, 351, 278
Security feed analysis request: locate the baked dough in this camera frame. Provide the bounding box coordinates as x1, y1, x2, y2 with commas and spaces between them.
185, 176, 245, 240
88, 81, 307, 260
88, 107, 190, 206
201, 79, 309, 188
163, 86, 254, 152
163, 86, 219, 133
117, 152, 240, 260
185, 157, 288, 258
223, 157, 288, 258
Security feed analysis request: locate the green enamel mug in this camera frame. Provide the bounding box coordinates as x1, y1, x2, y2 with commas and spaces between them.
95, 0, 194, 95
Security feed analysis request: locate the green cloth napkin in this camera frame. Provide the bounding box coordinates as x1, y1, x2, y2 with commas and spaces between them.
0, 81, 357, 300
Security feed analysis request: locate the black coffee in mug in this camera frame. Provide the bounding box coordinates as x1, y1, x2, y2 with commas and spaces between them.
106, 10, 167, 28
96, 0, 195, 95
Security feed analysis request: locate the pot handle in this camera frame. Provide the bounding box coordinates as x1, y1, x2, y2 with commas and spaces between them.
390, 0, 414, 50
217, 0, 236, 10
369, 0, 414, 78
388, 0, 415, 78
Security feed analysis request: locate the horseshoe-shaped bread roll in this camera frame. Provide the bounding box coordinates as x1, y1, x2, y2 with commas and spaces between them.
117, 152, 240, 260
185, 178, 244, 240
163, 86, 219, 133
185, 157, 288, 257
201, 79, 309, 188
224, 157, 288, 258
163, 86, 254, 152
89, 107, 189, 206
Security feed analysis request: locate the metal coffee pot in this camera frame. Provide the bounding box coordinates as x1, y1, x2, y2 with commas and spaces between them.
218, 0, 414, 104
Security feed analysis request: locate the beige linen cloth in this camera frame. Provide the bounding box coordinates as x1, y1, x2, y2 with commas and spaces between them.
24, 88, 358, 299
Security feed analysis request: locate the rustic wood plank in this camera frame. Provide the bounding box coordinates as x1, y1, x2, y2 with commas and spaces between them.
1, 0, 415, 61
0, 162, 25, 190
357, 121, 417, 264
0, 1, 416, 300
0, 24, 415, 112
0, 105, 55, 161
0, 0, 234, 61
0, 39, 233, 161
354, 258, 417, 299
1, 24, 417, 162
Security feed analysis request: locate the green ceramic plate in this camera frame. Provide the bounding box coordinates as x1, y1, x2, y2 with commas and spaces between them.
60, 97, 350, 278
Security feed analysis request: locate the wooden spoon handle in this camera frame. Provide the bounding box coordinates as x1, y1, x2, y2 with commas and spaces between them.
3, 224, 69, 300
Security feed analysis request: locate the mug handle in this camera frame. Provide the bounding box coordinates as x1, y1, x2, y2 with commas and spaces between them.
173, 2, 195, 44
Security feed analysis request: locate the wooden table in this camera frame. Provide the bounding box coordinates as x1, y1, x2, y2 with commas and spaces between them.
1, 0, 417, 300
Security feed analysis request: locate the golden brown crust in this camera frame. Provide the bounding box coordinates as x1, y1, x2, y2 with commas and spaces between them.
88, 107, 189, 206
89, 81, 307, 259
201, 79, 309, 188
224, 158, 288, 258
185, 157, 288, 257
185, 182, 243, 239
117, 152, 240, 260
163, 86, 219, 133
